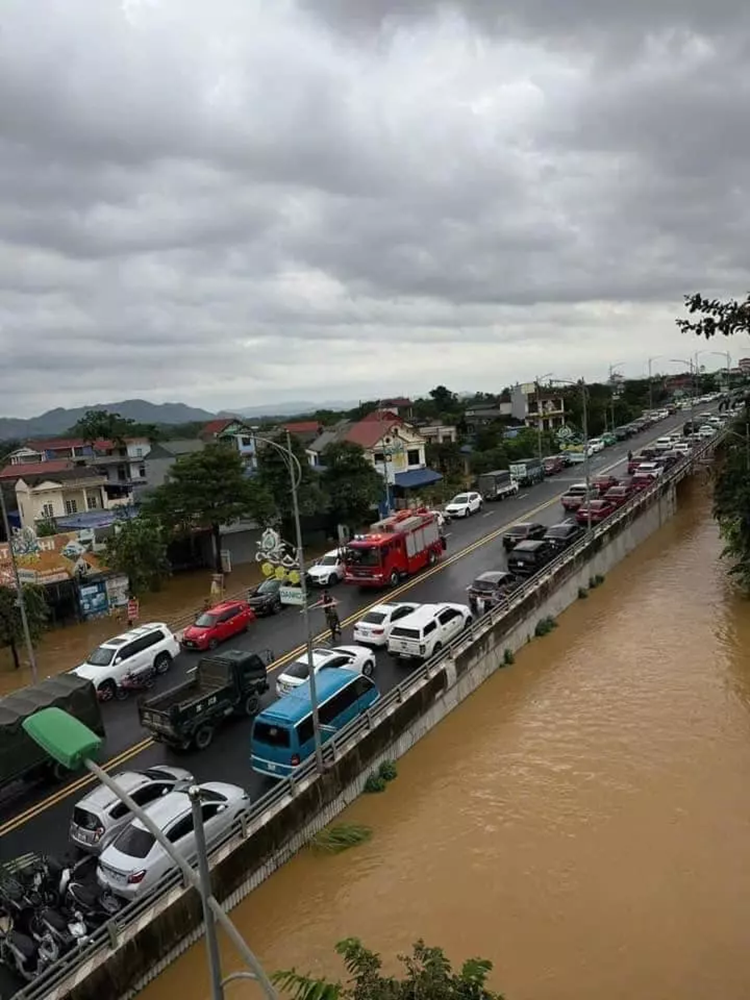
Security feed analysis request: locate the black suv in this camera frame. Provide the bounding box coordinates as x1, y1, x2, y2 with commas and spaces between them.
506, 539, 555, 577
466, 571, 520, 614
543, 521, 584, 552
502, 522, 547, 552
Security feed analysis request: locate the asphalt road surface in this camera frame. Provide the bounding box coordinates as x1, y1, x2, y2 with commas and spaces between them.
0, 409, 704, 865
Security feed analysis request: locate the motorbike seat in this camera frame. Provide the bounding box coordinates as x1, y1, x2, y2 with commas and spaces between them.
70, 883, 99, 909
41, 907, 68, 932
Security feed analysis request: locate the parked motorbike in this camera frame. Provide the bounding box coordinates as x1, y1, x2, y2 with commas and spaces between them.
0, 915, 57, 982
28, 855, 121, 927
31, 905, 90, 954
115, 662, 158, 700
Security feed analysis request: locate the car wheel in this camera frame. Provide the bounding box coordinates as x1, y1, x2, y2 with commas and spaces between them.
193, 724, 215, 751
363, 660, 375, 677
208, 638, 218, 650
154, 652, 171, 675
432, 642, 442, 656
98, 680, 117, 702
243, 693, 261, 717
428, 549, 437, 566
389, 570, 399, 586
328, 574, 338, 587
464, 615, 473, 630
273, 599, 282, 614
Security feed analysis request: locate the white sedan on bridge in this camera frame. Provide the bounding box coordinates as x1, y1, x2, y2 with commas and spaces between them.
275, 645, 376, 697
352, 602, 421, 647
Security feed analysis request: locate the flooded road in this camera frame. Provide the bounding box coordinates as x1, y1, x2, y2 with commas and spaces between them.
139, 484, 750, 1000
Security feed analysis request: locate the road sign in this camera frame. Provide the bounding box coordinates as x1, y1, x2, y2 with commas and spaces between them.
127, 599, 139, 621
279, 586, 304, 606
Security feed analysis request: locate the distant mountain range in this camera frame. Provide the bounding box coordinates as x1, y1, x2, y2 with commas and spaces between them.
0, 397, 371, 442
0, 400, 218, 441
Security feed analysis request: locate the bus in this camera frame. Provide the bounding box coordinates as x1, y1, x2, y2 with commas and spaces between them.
250, 668, 380, 779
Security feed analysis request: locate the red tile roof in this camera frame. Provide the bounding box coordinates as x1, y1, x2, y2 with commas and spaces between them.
0, 460, 73, 480
25, 437, 84, 451
283, 421, 321, 434
381, 397, 412, 408
201, 418, 234, 438
345, 415, 402, 450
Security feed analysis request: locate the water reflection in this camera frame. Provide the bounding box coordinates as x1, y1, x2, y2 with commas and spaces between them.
141, 486, 750, 1000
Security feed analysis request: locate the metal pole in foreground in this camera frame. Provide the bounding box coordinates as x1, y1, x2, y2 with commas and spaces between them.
190, 787, 224, 1000
83, 759, 277, 999
0, 486, 38, 683
285, 432, 324, 774
535, 378, 543, 467
581, 379, 592, 534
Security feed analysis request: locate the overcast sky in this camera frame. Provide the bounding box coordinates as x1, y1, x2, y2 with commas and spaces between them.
1, 0, 748, 417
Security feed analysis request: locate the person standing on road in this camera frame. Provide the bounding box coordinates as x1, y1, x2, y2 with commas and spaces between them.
321, 589, 342, 641
627, 449, 633, 463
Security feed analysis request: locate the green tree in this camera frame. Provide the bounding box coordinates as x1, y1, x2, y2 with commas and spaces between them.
104, 516, 171, 597
426, 440, 464, 480
36, 517, 59, 538
711, 411, 750, 590
71, 408, 135, 446
273, 938, 505, 1000
0, 583, 49, 670
144, 444, 263, 573
255, 434, 325, 537
676, 292, 750, 340
429, 385, 458, 413
320, 441, 383, 528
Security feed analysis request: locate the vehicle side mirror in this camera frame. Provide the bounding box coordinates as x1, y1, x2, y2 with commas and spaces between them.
114, 656, 122, 665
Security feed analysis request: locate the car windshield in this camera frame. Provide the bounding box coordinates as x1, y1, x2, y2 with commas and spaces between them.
285, 660, 311, 680
507, 525, 528, 535
545, 526, 571, 538
345, 545, 381, 567
451, 495, 469, 503
113, 824, 156, 859
362, 611, 387, 624
318, 554, 339, 566
257, 580, 279, 595
473, 579, 497, 592
86, 645, 116, 666
194, 613, 217, 628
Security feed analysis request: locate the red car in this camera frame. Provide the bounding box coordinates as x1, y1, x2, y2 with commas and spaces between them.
543, 455, 565, 475
181, 600, 255, 651
604, 485, 634, 508
575, 500, 616, 526
592, 475, 619, 494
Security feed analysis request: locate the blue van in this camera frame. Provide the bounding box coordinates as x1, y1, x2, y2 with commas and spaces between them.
251, 668, 380, 778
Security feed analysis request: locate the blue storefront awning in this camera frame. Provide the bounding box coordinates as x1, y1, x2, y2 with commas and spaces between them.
394, 468, 443, 489
55, 507, 140, 530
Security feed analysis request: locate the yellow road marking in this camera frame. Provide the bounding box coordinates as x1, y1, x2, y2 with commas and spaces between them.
0, 441, 646, 835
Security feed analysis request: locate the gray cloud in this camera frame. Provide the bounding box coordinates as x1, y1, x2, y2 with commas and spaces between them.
1, 0, 748, 419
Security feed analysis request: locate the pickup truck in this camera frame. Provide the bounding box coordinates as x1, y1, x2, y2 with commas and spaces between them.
477, 470, 519, 502
138, 648, 272, 751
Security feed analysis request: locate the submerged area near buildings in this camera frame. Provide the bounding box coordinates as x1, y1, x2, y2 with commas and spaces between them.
141, 485, 750, 1000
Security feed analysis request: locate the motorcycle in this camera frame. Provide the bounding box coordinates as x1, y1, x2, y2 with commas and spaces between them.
115, 662, 158, 700
29, 855, 121, 927
0, 913, 57, 982
31, 905, 90, 954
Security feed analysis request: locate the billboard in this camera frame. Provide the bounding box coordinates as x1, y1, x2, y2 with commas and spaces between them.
0, 527, 108, 588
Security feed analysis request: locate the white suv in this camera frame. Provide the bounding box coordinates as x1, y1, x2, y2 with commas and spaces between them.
306, 549, 345, 587
71, 623, 180, 701
444, 492, 482, 518
387, 603, 472, 661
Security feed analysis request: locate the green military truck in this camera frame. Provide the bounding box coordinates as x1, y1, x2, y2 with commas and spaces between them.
0, 674, 105, 794
138, 648, 272, 751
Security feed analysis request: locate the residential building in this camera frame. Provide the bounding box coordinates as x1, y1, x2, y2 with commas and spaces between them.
8, 436, 152, 489
738, 358, 750, 374
418, 424, 458, 445
281, 421, 323, 447
14, 466, 115, 529
309, 410, 441, 492
511, 382, 566, 432
139, 439, 206, 491
464, 403, 512, 433
199, 418, 257, 465
379, 397, 414, 419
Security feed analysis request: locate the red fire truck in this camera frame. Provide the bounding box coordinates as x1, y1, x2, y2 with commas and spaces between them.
344, 509, 444, 588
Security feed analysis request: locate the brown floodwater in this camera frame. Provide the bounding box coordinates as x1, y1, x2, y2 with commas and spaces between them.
141, 485, 750, 1000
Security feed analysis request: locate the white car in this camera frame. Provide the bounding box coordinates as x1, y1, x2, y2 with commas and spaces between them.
352, 602, 421, 647
444, 492, 482, 518
276, 645, 376, 697
387, 602, 473, 661
71, 623, 180, 702
588, 438, 605, 453
97, 782, 249, 900
697, 424, 717, 438
306, 549, 345, 587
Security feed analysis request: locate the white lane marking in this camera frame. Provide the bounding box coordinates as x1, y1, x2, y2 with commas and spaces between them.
482, 511, 494, 517
518, 493, 529, 499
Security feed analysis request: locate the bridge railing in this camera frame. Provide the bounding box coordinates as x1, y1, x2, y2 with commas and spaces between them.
13, 432, 723, 1000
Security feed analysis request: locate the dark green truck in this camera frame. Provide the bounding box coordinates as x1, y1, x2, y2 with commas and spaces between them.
138, 648, 272, 751
0, 674, 104, 794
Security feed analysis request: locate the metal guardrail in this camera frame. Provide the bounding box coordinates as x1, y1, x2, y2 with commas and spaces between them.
12, 432, 723, 1000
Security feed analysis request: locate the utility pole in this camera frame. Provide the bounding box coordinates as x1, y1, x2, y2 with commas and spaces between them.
286, 431, 324, 774
581, 379, 592, 534
0, 486, 38, 683
190, 787, 224, 1000
535, 378, 543, 466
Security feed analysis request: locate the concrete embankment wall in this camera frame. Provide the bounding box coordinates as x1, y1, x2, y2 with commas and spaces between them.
68, 479, 679, 1000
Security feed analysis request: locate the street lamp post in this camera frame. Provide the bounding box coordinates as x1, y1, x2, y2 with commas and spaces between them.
696, 349, 732, 392
257, 432, 324, 774
669, 359, 696, 438
550, 377, 592, 533
20, 708, 278, 1000
647, 356, 664, 413
0, 485, 38, 683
